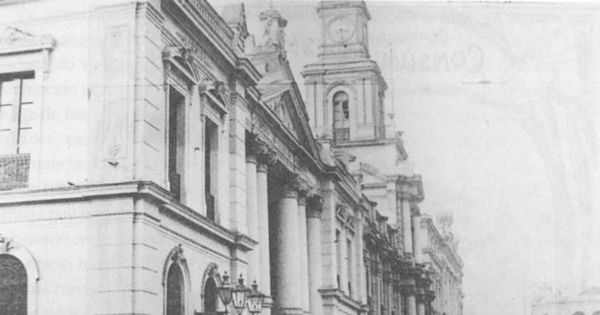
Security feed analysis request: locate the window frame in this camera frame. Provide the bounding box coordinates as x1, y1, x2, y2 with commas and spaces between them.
0, 71, 37, 155
164, 75, 192, 201
0, 28, 55, 190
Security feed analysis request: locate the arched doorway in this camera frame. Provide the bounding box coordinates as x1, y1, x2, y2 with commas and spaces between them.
0, 254, 27, 315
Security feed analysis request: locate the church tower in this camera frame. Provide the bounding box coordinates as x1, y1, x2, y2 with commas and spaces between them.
302, 1, 388, 145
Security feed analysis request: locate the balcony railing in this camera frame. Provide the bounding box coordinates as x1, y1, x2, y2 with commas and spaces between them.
0, 153, 30, 191
334, 128, 350, 143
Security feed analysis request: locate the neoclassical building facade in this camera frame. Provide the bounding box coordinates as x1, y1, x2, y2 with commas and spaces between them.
0, 1, 462, 315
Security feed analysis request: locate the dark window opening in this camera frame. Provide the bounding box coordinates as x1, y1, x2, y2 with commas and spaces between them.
0, 254, 27, 315
204, 277, 218, 314
166, 264, 184, 315
333, 91, 350, 142
336, 229, 342, 290
205, 118, 218, 221
168, 87, 185, 201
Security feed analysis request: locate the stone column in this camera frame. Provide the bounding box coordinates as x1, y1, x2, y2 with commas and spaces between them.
297, 189, 311, 315
402, 197, 413, 255
412, 213, 422, 264
405, 289, 417, 315
416, 294, 426, 315
273, 178, 302, 315
256, 146, 276, 315
339, 223, 348, 293
356, 211, 366, 305
307, 195, 324, 315
246, 154, 260, 284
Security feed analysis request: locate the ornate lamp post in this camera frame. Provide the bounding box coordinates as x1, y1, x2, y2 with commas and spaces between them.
231, 275, 251, 315
205, 271, 265, 315
218, 272, 234, 315
246, 281, 265, 315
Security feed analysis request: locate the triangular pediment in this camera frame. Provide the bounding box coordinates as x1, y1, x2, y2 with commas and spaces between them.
0, 26, 55, 55
266, 91, 301, 139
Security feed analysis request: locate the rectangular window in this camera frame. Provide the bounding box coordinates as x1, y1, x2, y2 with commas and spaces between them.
336, 229, 342, 290
204, 118, 218, 221
168, 87, 185, 201
347, 238, 353, 297
0, 72, 35, 155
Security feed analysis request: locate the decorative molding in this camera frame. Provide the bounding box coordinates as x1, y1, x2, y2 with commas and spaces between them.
247, 133, 277, 167
176, 0, 234, 45
169, 244, 186, 264
0, 26, 55, 77
0, 26, 55, 54
281, 175, 301, 198
306, 195, 324, 218
199, 80, 229, 115
0, 234, 14, 254
163, 45, 200, 84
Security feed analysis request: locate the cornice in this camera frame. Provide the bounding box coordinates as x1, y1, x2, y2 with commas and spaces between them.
162, 0, 236, 69
0, 181, 257, 251
319, 288, 363, 311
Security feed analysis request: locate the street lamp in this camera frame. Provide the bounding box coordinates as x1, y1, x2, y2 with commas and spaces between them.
246, 280, 265, 315
218, 271, 234, 315
232, 274, 251, 315
213, 271, 265, 315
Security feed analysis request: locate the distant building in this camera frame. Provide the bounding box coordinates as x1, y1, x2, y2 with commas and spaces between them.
419, 214, 464, 315
532, 288, 600, 315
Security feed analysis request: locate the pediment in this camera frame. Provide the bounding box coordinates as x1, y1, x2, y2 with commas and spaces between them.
0, 26, 55, 55
266, 91, 303, 141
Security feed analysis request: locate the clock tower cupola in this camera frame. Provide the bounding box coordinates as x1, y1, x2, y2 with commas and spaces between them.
318, 1, 371, 60
303, 1, 388, 145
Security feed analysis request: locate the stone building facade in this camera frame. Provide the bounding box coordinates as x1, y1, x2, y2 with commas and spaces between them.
0, 1, 462, 315
532, 288, 600, 315
419, 215, 463, 315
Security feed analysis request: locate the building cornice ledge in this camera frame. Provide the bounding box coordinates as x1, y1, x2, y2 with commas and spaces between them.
0, 181, 258, 251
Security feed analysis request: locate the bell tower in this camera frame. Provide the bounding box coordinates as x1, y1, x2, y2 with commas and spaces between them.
303, 1, 388, 145
318, 1, 371, 60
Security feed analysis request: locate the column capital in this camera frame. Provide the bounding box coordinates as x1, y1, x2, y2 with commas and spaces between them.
401, 285, 417, 296
297, 177, 320, 199
416, 292, 427, 304
282, 175, 302, 198
306, 195, 324, 218
248, 133, 278, 169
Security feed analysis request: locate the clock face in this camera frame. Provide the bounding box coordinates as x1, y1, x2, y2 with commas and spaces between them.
328, 17, 355, 43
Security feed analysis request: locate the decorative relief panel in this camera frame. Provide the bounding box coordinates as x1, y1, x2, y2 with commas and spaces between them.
102, 25, 130, 165
0, 153, 30, 191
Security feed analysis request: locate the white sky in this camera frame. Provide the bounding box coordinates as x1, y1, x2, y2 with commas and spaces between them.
214, 1, 600, 315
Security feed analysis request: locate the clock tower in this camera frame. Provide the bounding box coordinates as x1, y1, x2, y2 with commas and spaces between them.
318, 1, 370, 60
303, 1, 389, 146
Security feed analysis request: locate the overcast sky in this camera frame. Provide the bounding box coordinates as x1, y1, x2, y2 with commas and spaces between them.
214, 1, 600, 315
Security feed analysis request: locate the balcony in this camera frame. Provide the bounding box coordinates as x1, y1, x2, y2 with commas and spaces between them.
0, 153, 30, 191
334, 127, 350, 143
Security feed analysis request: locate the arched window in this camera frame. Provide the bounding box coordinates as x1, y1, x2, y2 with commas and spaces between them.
166, 263, 184, 315
333, 91, 349, 121
204, 277, 218, 314
332, 91, 350, 141
0, 254, 27, 315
